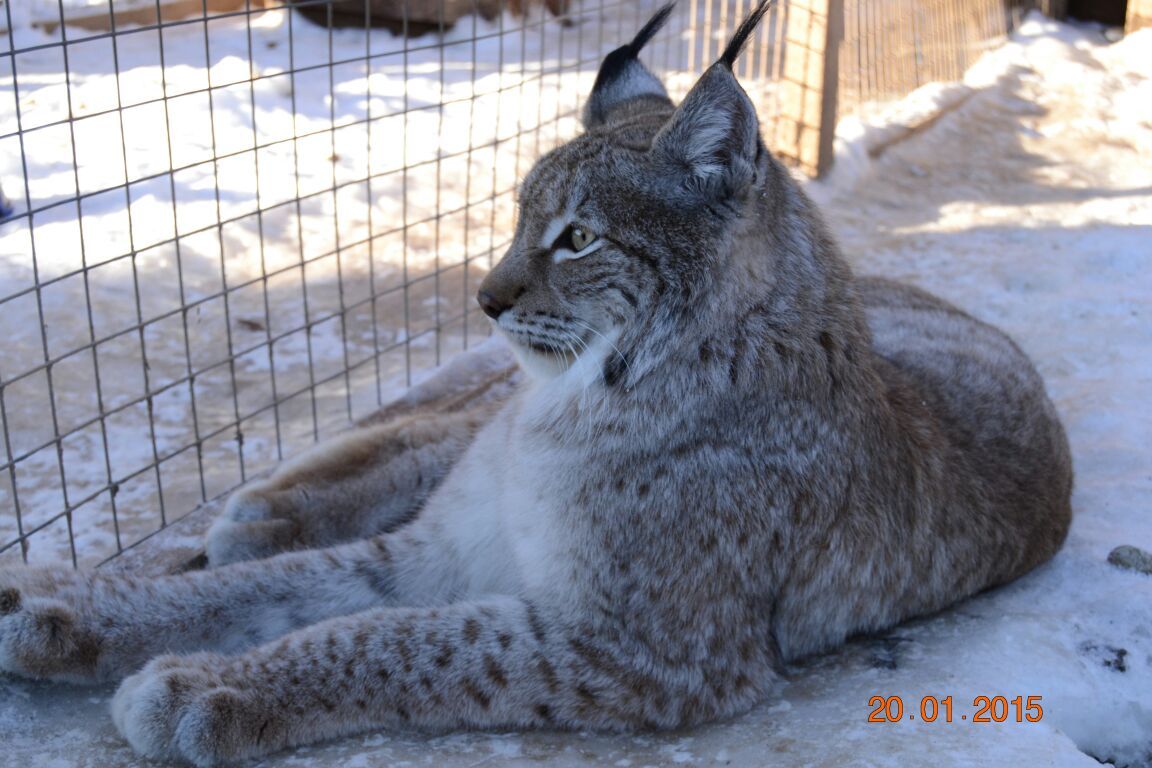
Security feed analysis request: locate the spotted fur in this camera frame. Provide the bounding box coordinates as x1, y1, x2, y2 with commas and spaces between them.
0, 3, 1071, 765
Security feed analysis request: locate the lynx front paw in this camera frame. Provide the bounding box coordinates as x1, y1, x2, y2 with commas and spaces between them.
113, 656, 270, 768
0, 568, 100, 683
206, 488, 302, 567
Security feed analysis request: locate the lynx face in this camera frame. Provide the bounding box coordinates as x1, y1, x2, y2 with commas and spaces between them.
478, 130, 680, 379
477, 7, 764, 383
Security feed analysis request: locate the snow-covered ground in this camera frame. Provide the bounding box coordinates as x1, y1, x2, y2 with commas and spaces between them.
0, 5, 1150, 768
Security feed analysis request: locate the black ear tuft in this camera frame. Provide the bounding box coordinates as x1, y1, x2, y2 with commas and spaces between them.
582, 3, 676, 128
719, 0, 774, 70
626, 3, 677, 58
652, 0, 777, 202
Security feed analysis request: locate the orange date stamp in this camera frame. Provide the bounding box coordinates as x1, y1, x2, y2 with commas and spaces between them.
867, 695, 1044, 724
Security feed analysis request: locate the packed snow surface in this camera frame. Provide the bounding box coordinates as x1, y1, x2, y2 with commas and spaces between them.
0, 6, 1150, 768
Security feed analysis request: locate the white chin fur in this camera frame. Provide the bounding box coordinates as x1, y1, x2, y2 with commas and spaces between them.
496, 325, 618, 390
508, 342, 573, 381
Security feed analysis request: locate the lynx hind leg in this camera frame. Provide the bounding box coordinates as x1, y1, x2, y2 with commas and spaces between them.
857, 276, 1073, 574
207, 408, 493, 567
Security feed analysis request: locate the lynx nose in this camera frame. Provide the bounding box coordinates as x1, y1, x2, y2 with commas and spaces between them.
477, 290, 509, 319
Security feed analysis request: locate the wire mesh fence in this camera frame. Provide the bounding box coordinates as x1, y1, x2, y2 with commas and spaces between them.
839, 0, 1012, 120
0, 0, 1012, 569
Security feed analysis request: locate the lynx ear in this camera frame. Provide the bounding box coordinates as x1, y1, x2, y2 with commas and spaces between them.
582, 4, 675, 128
651, 0, 772, 199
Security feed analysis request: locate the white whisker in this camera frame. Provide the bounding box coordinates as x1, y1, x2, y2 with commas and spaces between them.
570, 319, 633, 385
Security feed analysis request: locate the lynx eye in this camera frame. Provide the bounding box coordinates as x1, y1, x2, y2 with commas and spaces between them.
568, 226, 597, 252
549, 222, 603, 262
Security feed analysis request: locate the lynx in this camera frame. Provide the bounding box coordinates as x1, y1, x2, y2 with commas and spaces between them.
0, 3, 1071, 766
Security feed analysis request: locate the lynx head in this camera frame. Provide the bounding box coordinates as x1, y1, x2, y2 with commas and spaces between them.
477, 1, 775, 386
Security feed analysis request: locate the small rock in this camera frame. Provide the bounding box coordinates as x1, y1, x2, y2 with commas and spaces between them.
1107, 545, 1152, 575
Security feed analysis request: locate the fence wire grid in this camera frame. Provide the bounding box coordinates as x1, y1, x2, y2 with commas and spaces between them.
0, 0, 1011, 569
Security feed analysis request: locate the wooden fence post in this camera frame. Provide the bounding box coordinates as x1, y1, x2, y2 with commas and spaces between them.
1129, 0, 1152, 31
775, 0, 845, 177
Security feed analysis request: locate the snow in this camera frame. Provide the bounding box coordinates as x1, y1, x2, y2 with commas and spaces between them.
0, 5, 1150, 768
